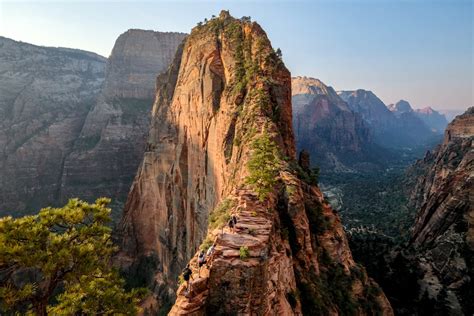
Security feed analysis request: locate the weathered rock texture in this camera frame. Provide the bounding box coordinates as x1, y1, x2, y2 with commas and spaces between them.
339, 91, 439, 148
59, 30, 186, 218
292, 77, 388, 172
118, 12, 392, 315
408, 107, 473, 314
0, 36, 106, 215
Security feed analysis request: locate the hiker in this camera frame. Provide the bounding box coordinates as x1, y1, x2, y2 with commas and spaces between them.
182, 264, 193, 294
206, 243, 216, 266
198, 250, 206, 277
228, 217, 235, 233
230, 214, 239, 233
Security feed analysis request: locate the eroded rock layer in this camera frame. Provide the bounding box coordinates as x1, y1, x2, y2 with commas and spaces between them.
119, 12, 392, 315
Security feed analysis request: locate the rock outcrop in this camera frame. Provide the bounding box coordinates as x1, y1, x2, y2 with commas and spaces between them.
118, 12, 392, 315
292, 77, 388, 172
59, 30, 186, 219
407, 107, 473, 314
0, 36, 106, 215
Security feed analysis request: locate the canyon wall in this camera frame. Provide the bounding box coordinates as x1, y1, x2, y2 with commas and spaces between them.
0, 37, 106, 215
407, 107, 473, 314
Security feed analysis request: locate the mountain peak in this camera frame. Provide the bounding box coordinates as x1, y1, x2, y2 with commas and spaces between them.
389, 99, 413, 113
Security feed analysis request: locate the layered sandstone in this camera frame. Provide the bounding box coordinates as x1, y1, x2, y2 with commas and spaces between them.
408, 107, 473, 314
119, 12, 392, 315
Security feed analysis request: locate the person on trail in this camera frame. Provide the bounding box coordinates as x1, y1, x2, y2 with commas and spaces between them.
206, 243, 216, 267
228, 214, 238, 233
228, 217, 235, 233
198, 250, 206, 277
182, 264, 193, 294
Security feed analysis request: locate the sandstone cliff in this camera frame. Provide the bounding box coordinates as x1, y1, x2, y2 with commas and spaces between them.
118, 12, 392, 315
408, 107, 473, 314
292, 77, 388, 172
59, 30, 186, 218
0, 36, 106, 215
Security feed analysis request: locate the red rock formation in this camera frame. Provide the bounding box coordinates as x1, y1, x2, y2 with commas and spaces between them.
119, 11, 392, 315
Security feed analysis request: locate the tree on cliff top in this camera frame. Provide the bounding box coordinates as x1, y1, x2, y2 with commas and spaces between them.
0, 198, 145, 315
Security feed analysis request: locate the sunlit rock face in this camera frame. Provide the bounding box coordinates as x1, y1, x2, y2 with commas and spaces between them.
118, 12, 393, 315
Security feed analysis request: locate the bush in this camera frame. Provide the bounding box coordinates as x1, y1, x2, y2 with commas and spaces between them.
208, 198, 236, 230
245, 132, 281, 201
200, 236, 213, 252
239, 246, 250, 259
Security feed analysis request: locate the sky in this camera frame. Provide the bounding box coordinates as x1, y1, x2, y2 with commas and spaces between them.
0, 0, 472, 110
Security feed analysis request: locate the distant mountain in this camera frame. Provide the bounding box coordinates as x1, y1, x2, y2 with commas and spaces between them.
439, 108, 468, 122
0, 36, 106, 215
292, 77, 389, 172
339, 90, 438, 148
414, 106, 448, 134
387, 99, 413, 115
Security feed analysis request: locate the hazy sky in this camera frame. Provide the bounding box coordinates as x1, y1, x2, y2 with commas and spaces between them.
1, 0, 472, 110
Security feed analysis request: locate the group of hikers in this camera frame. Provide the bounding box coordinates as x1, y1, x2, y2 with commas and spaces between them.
181, 214, 239, 295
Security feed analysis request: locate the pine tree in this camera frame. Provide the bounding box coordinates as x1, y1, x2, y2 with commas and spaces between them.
0, 198, 145, 315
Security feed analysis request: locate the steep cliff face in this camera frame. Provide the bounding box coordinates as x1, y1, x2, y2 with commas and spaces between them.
119, 12, 392, 315
292, 77, 387, 172
0, 36, 106, 215
59, 30, 186, 218
408, 107, 473, 314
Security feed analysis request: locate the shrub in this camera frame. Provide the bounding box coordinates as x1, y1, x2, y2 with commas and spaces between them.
239, 246, 250, 259
208, 198, 236, 230
200, 236, 213, 252
245, 132, 281, 201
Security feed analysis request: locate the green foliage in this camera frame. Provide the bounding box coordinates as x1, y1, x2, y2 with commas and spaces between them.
245, 132, 281, 201
0, 198, 144, 315
239, 246, 250, 260
208, 198, 236, 230
200, 236, 213, 252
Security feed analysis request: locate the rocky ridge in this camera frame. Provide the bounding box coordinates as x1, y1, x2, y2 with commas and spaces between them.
118, 12, 392, 315
407, 107, 473, 314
